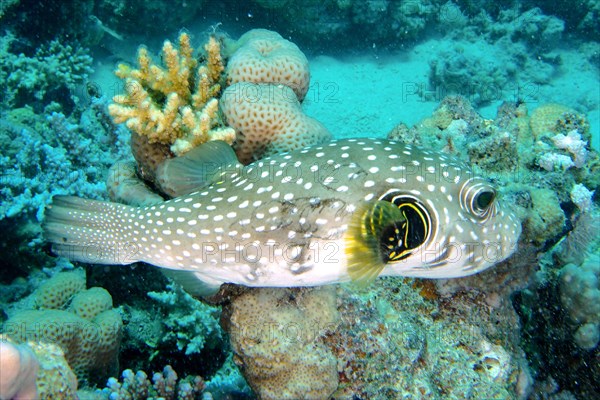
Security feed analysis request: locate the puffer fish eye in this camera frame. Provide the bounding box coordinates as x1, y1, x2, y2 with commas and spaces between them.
460, 179, 497, 221
474, 189, 495, 211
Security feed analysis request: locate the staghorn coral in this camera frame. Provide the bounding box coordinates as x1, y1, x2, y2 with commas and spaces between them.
108, 33, 235, 157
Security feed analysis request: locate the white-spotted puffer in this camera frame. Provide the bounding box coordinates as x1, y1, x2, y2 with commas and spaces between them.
44, 138, 521, 293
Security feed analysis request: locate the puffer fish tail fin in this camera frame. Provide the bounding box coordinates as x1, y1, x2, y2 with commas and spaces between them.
345, 200, 406, 287
156, 140, 242, 197
43, 196, 140, 265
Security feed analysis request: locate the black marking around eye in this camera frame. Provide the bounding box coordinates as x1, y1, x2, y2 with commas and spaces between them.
377, 192, 432, 264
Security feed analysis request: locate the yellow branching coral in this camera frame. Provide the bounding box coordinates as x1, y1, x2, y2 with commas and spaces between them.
108, 33, 235, 156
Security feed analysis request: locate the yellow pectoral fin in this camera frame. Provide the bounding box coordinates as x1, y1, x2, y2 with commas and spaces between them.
345, 201, 406, 287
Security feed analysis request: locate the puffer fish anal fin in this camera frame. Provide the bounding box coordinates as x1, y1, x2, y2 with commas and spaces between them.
156, 140, 242, 197
161, 269, 223, 298
345, 200, 407, 287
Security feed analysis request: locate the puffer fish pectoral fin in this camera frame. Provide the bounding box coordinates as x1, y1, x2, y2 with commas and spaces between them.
161, 269, 223, 298
345, 200, 406, 287
156, 140, 242, 197
43, 196, 140, 265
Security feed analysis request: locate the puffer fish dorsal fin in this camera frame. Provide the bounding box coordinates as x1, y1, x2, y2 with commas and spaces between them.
345, 200, 406, 287
156, 140, 242, 197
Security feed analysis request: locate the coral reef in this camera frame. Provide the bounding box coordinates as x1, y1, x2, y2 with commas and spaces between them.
29, 339, 79, 399
387, 96, 599, 247
220, 29, 331, 163
570, 183, 595, 213
203, 353, 252, 398
538, 130, 589, 171
513, 209, 600, 398
216, 245, 535, 399
97, 267, 238, 395
3, 269, 123, 384
0, 95, 130, 278
524, 188, 566, 246
492, 7, 565, 51
327, 276, 531, 399
146, 283, 223, 357
427, 39, 514, 106
33, 268, 86, 309
560, 253, 600, 350
110, 28, 331, 197
0, 105, 122, 221
108, 32, 236, 196
0, 33, 93, 112
385, 95, 598, 399
0, 4, 597, 396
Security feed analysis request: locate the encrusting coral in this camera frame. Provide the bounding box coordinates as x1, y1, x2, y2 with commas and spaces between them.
108, 32, 235, 158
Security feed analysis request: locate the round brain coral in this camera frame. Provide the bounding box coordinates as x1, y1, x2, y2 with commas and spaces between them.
69, 287, 113, 320
221, 82, 331, 163
226, 29, 310, 101
34, 269, 86, 309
